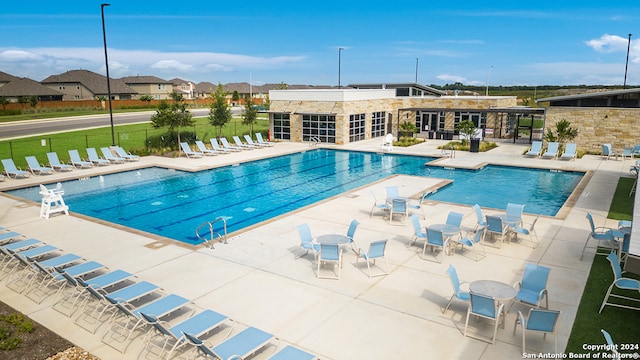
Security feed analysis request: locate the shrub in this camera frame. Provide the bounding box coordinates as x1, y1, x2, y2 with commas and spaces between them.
146, 131, 197, 151
438, 140, 498, 152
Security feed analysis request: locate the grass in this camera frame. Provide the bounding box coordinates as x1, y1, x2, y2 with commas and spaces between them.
0, 115, 269, 169
565, 176, 640, 355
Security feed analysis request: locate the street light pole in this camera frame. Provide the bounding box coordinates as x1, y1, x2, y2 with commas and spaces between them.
485, 65, 493, 96
101, 3, 115, 146
338, 48, 344, 89
415, 58, 419, 83
624, 33, 632, 89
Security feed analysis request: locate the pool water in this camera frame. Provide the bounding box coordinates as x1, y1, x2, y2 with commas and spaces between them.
6, 149, 583, 244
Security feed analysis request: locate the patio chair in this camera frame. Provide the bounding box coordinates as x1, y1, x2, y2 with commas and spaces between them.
409, 214, 427, 247
46, 152, 74, 171
601, 330, 621, 360
1, 158, 30, 179
446, 211, 464, 228
345, 219, 359, 253
602, 143, 618, 160
209, 138, 232, 153
458, 228, 486, 261
220, 137, 243, 151
389, 198, 408, 224
472, 204, 487, 230
483, 215, 506, 248
408, 191, 428, 219
244, 134, 266, 148
356, 239, 388, 278
525, 141, 542, 157
317, 243, 342, 279
559, 143, 577, 161
195, 140, 218, 156
182, 327, 274, 360
86, 148, 111, 166
506, 203, 525, 226
464, 293, 504, 344
256, 133, 275, 146
385, 185, 400, 200
599, 251, 640, 313
294, 223, 319, 259
179, 142, 204, 158
512, 263, 550, 310
68, 149, 93, 168
113, 146, 140, 161
50, 261, 106, 317
422, 227, 447, 263
233, 135, 255, 150
622, 147, 634, 161
513, 308, 561, 353
510, 215, 541, 248
139, 309, 229, 360
268, 345, 318, 360
100, 147, 126, 163
369, 191, 390, 218
25, 156, 54, 175
541, 142, 559, 159
23, 253, 82, 304
580, 213, 618, 261
634, 144, 640, 156
443, 265, 470, 314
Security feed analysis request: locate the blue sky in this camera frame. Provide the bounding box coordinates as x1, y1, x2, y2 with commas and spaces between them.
0, 1, 638, 87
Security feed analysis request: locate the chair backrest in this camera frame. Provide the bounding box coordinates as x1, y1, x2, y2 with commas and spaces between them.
526, 308, 560, 332
210, 138, 222, 149
469, 293, 497, 318
1, 159, 17, 171
114, 147, 128, 157
485, 215, 503, 232
410, 214, 423, 235
446, 212, 463, 227
426, 228, 444, 246
68, 149, 82, 162
546, 142, 559, 153
244, 135, 255, 144
471, 227, 485, 244
521, 263, 550, 293
530, 141, 542, 152
100, 147, 115, 159
47, 152, 62, 165
585, 213, 596, 233
386, 186, 400, 198
529, 215, 541, 231
296, 224, 313, 245
605, 251, 622, 280
473, 204, 484, 223
506, 203, 524, 219
221, 138, 233, 147
180, 142, 192, 153
195, 140, 207, 151
183, 332, 217, 357
564, 143, 576, 155
319, 243, 340, 261
392, 198, 406, 212
368, 239, 387, 259
256, 133, 266, 142
25, 156, 40, 168
86, 148, 100, 159
446, 265, 462, 294
601, 329, 617, 350
346, 219, 359, 240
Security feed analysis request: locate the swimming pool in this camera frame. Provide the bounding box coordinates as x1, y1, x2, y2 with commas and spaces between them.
6, 149, 583, 244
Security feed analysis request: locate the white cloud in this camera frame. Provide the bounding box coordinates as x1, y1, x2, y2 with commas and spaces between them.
586, 34, 630, 53
436, 74, 468, 83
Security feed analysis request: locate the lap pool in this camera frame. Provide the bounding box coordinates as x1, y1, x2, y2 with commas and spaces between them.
5, 149, 583, 245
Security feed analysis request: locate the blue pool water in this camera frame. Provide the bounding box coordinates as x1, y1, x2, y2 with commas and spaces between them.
6, 149, 583, 244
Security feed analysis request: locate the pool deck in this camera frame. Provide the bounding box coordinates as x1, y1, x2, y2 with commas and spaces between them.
0, 139, 634, 359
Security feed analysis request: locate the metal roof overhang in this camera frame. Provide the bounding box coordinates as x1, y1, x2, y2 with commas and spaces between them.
401, 107, 545, 114
293, 112, 337, 115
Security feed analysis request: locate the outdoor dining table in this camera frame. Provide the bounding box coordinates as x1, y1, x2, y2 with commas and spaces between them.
429, 223, 461, 255
498, 214, 522, 243
469, 280, 517, 328
315, 234, 351, 249
612, 222, 631, 261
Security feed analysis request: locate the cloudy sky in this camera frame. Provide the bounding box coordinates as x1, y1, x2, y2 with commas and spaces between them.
0, 1, 638, 87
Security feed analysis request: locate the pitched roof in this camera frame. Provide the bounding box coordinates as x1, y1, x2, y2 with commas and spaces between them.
168, 77, 192, 85
120, 75, 171, 84
536, 88, 640, 102
0, 77, 63, 97
0, 71, 19, 83
42, 69, 136, 95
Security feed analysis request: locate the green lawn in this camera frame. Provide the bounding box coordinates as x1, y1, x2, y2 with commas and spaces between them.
565, 177, 640, 355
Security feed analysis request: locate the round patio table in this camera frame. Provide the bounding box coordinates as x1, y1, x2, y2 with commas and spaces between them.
469, 280, 517, 302
429, 224, 461, 255
316, 234, 351, 246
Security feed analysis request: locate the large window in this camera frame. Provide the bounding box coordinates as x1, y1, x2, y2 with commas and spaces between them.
302, 114, 336, 143
349, 113, 366, 142
273, 113, 291, 140
454, 111, 486, 132
371, 111, 386, 138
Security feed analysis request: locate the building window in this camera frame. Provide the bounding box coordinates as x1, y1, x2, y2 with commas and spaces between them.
302, 114, 336, 143
58, 84, 65, 90
273, 113, 291, 140
158, 84, 166, 90
74, 95, 80, 100
454, 111, 486, 132
349, 113, 366, 142
371, 111, 386, 138
154, 94, 161, 100
181, 84, 186, 90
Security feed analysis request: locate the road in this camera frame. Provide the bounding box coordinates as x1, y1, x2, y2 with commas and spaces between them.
0, 108, 216, 139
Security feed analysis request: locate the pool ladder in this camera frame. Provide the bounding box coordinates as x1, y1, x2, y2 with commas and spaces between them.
309, 136, 320, 147
195, 217, 228, 249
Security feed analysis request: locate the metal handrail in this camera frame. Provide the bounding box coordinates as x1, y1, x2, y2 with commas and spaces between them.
309, 136, 320, 147
195, 217, 228, 249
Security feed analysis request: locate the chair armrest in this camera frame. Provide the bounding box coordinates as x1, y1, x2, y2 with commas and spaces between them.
513, 281, 522, 290
513, 310, 526, 334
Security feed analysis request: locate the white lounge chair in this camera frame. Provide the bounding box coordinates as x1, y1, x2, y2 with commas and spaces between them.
541, 142, 559, 159
86, 148, 110, 166
232, 136, 254, 150
220, 137, 243, 152
559, 143, 577, 161
209, 138, 231, 153
244, 134, 266, 147
1, 159, 30, 179
255, 133, 274, 146
100, 147, 126, 164
47, 152, 74, 171
195, 140, 218, 156
113, 146, 140, 161
180, 142, 204, 158
25, 156, 54, 175
68, 150, 93, 168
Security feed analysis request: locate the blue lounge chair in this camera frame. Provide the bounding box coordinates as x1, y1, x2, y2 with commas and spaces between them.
525, 141, 542, 157
180, 142, 204, 158
244, 134, 266, 147
268, 345, 318, 360
256, 132, 274, 146
68, 150, 93, 168
51, 261, 107, 317
24, 253, 83, 303
220, 137, 243, 151
559, 143, 577, 161
113, 146, 140, 161
86, 148, 111, 166
541, 142, 559, 159
100, 147, 126, 163
233, 135, 255, 149
25, 156, 54, 175
47, 152, 74, 171
0, 231, 22, 245
209, 138, 232, 153
602, 143, 618, 160
183, 327, 274, 360
1, 158, 30, 179
195, 140, 218, 156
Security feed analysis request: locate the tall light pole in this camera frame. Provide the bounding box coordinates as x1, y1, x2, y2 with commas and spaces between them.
415, 58, 419, 83
338, 47, 344, 88
485, 65, 493, 96
101, 3, 115, 146
624, 33, 632, 89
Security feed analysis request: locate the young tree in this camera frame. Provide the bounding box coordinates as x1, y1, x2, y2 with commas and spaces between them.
232, 90, 240, 105
0, 97, 9, 111
544, 119, 578, 146
29, 96, 38, 112
150, 93, 194, 148
17, 96, 29, 111
455, 119, 476, 144
242, 97, 258, 136
208, 83, 232, 136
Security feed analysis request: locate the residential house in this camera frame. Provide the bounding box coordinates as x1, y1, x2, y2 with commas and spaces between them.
169, 78, 195, 100
41, 70, 136, 100
121, 75, 173, 100
0, 71, 62, 102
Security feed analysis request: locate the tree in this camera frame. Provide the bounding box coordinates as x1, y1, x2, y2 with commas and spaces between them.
232, 91, 240, 104
544, 119, 577, 146
17, 96, 29, 111
139, 95, 154, 102
208, 83, 232, 136
29, 96, 38, 112
242, 97, 258, 136
276, 81, 289, 90
455, 119, 476, 144
0, 97, 9, 111
150, 93, 194, 148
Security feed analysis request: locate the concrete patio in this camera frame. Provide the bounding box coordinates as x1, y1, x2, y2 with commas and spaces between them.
0, 138, 633, 359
